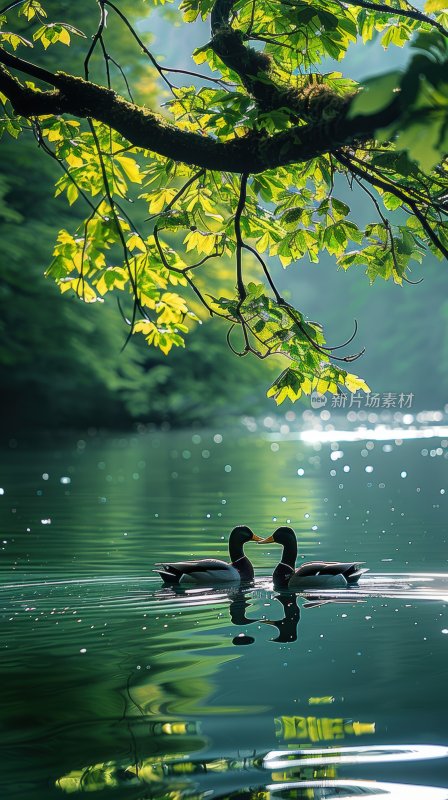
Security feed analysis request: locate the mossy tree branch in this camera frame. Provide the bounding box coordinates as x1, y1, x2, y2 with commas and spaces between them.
0, 45, 404, 174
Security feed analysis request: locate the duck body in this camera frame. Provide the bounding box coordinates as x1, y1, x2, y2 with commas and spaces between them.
275, 561, 367, 589
260, 528, 368, 590
156, 557, 246, 585
155, 526, 260, 585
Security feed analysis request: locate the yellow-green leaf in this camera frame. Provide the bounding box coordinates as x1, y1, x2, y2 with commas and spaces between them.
116, 156, 142, 184
424, 0, 447, 11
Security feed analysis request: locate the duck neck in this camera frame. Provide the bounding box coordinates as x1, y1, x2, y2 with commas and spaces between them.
281, 537, 297, 570
229, 534, 254, 580
273, 537, 297, 587
229, 534, 245, 563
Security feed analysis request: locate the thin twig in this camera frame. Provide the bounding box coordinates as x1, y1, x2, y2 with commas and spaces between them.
234, 173, 249, 302
335, 0, 448, 37
0, 0, 25, 15
103, 0, 176, 94
84, 0, 107, 81
32, 121, 100, 214
337, 151, 448, 260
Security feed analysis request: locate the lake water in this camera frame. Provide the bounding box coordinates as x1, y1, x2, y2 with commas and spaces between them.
1, 412, 448, 799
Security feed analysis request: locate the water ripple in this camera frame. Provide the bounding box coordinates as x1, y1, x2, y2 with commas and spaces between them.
54, 744, 448, 796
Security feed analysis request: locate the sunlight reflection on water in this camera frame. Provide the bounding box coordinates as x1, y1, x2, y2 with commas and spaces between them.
54, 743, 448, 797
263, 779, 448, 799
263, 425, 448, 443
300, 426, 448, 443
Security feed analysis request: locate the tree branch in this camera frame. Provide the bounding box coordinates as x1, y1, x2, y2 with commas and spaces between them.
210, 0, 353, 121
336, 0, 448, 37
0, 46, 407, 175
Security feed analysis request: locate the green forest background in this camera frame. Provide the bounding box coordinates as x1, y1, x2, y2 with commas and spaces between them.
1, 1, 447, 430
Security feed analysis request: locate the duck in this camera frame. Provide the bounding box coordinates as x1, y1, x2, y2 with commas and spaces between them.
155, 525, 262, 585
258, 526, 368, 589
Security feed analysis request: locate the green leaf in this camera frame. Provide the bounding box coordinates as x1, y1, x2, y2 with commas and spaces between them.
0, 31, 32, 49
381, 25, 411, 50
348, 71, 401, 118
19, 1, 47, 21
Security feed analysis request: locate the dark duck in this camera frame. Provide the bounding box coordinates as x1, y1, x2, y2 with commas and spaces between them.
155, 525, 261, 585
259, 526, 368, 589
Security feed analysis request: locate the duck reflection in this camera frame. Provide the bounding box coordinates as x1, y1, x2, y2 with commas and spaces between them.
229, 591, 357, 645
229, 590, 300, 645
262, 595, 301, 643
156, 585, 360, 647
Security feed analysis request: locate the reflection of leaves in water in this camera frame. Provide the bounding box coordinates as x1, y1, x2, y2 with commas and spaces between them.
129, 647, 268, 716
56, 744, 448, 796
275, 715, 375, 742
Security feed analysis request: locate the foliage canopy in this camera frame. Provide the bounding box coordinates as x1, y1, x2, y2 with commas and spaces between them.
0, 0, 447, 404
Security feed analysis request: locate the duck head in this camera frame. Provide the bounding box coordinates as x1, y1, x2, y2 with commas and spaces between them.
258, 526, 298, 569
259, 526, 296, 546
228, 525, 262, 561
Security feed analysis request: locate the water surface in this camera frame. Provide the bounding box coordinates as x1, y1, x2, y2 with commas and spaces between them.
1, 417, 448, 798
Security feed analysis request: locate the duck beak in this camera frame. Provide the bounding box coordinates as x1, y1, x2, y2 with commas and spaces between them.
257, 534, 275, 544
251, 533, 264, 542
